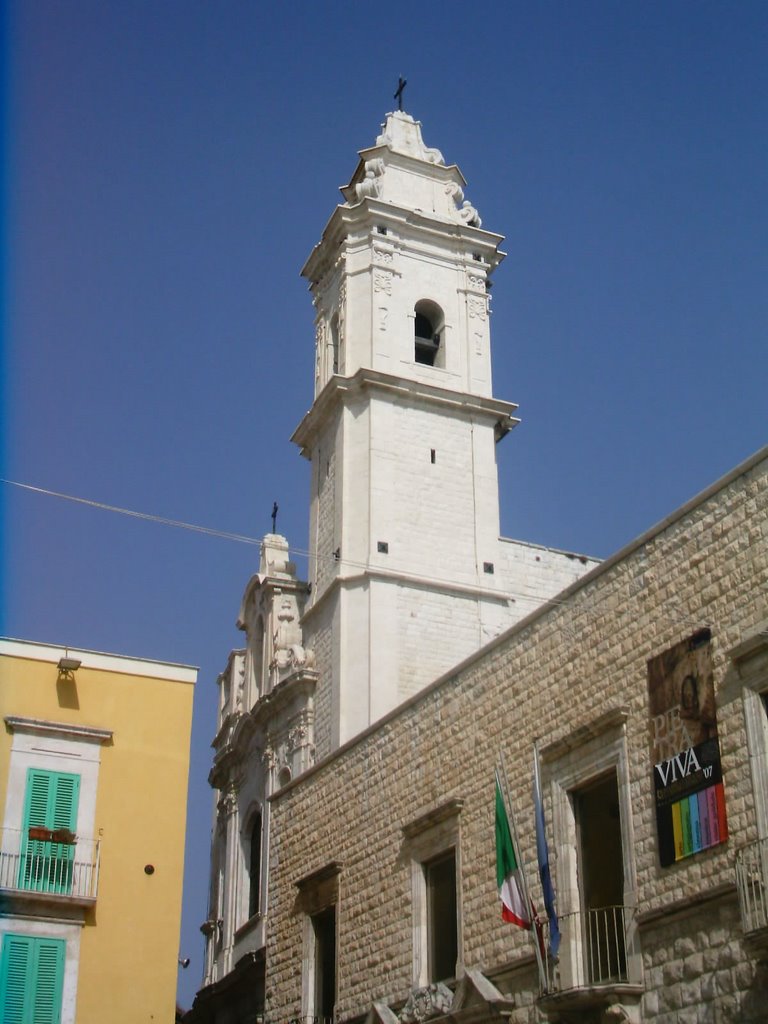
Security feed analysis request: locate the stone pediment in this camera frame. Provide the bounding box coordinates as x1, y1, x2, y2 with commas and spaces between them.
366, 971, 514, 1024
365, 1003, 400, 1024
453, 969, 515, 1014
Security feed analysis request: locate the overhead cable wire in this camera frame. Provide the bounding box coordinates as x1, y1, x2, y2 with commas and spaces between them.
4, 477, 698, 629
1, 479, 263, 547
3, 477, 581, 602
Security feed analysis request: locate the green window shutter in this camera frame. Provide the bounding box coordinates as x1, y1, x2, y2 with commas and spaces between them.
24, 772, 52, 830
22, 769, 80, 832
30, 939, 66, 1024
0, 935, 65, 1024
0, 934, 33, 1024
19, 770, 80, 894
50, 774, 78, 831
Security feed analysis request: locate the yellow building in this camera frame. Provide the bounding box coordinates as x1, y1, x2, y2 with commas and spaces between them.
0, 638, 196, 1023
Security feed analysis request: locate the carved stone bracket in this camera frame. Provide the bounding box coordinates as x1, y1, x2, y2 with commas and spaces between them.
355, 157, 385, 201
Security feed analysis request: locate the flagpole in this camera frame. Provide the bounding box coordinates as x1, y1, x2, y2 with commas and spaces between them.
533, 738, 561, 969
497, 752, 547, 993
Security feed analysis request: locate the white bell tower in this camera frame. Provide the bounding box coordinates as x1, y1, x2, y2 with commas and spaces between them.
293, 110, 597, 754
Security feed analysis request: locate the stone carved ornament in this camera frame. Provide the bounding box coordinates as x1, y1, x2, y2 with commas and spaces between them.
399, 984, 453, 1024
270, 597, 315, 677
234, 658, 246, 712
446, 182, 482, 228
458, 200, 482, 228
374, 271, 392, 296
217, 782, 238, 817
468, 295, 488, 322
355, 158, 385, 201
272, 644, 316, 673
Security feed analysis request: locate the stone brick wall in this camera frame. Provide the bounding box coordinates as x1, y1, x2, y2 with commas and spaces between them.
266, 451, 767, 1023
396, 585, 484, 699
269, 452, 767, 1022
497, 536, 600, 621
640, 896, 767, 1023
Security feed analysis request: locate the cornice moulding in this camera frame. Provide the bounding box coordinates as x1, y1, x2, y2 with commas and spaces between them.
5, 716, 113, 745
291, 367, 519, 455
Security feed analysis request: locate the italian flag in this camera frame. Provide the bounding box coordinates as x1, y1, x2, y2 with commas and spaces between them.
495, 777, 531, 929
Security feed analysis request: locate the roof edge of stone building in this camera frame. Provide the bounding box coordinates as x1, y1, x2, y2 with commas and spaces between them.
271, 443, 768, 800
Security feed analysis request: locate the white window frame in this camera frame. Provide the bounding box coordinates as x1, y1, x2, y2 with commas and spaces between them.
296, 862, 341, 1022
402, 798, 463, 987
543, 707, 641, 989
0, 920, 81, 1024
2, 717, 112, 862
731, 627, 768, 838
1, 717, 111, 1024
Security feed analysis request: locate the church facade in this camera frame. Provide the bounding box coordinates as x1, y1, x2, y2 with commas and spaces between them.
187, 112, 768, 1024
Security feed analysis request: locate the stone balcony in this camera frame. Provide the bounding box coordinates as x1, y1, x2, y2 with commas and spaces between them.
537, 906, 643, 1021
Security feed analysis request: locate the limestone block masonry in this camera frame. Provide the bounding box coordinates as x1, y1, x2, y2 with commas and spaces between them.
266, 449, 768, 1024
293, 110, 598, 752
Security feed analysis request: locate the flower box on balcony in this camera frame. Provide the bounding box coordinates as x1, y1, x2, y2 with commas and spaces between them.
51, 829, 77, 845
28, 827, 52, 841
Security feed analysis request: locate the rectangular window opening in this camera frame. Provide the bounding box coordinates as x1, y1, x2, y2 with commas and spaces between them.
430, 449, 436, 464
312, 905, 336, 1022
483, 562, 494, 574
574, 772, 626, 984
377, 541, 389, 554
425, 850, 457, 983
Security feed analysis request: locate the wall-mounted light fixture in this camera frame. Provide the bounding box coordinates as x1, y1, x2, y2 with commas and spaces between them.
57, 657, 82, 673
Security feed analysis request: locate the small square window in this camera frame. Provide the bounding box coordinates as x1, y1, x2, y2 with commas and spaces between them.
376, 225, 387, 235
377, 541, 389, 554
483, 562, 494, 574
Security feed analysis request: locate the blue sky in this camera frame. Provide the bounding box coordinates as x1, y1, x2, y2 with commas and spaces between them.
3, 1, 767, 1009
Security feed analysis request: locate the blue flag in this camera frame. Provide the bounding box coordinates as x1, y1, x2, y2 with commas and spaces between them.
533, 746, 560, 958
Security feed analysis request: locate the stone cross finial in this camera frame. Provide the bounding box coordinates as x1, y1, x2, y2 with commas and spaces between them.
394, 76, 407, 111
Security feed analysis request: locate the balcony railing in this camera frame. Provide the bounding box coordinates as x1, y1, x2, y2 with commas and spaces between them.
736, 837, 768, 936
541, 906, 639, 993
0, 826, 100, 902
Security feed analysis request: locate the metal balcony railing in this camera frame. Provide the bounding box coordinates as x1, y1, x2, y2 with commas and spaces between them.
541, 905, 638, 993
736, 837, 768, 935
0, 826, 100, 902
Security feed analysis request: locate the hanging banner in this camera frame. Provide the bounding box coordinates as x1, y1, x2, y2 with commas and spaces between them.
647, 628, 727, 867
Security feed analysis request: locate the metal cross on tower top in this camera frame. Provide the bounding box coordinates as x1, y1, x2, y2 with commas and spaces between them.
394, 76, 407, 111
